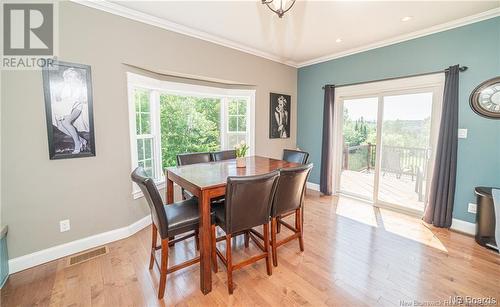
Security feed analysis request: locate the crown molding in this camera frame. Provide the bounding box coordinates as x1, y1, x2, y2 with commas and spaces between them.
71, 1, 499, 69
296, 7, 500, 68
71, 0, 299, 67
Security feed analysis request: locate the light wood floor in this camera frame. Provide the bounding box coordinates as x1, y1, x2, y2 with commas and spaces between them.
2, 191, 499, 306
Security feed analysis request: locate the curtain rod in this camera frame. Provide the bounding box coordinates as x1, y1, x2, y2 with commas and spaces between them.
322, 66, 468, 90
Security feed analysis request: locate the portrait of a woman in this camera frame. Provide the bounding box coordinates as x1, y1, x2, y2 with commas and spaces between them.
269, 93, 291, 139
274, 95, 289, 138
43, 61, 96, 159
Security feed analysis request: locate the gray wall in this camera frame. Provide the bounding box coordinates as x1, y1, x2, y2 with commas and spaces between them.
1, 2, 297, 258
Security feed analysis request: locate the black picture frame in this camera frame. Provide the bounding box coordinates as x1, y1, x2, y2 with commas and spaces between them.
42, 61, 96, 159
269, 93, 291, 139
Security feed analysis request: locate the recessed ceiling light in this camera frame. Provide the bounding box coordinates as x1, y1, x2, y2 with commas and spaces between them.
335, 38, 342, 43
401, 16, 412, 22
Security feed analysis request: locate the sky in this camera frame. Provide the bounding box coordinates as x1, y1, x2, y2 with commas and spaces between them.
344, 92, 433, 121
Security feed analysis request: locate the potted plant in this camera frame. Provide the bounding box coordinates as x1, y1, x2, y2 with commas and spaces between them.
234, 141, 249, 168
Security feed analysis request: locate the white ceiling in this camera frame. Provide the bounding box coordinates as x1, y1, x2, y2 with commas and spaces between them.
96, 1, 500, 67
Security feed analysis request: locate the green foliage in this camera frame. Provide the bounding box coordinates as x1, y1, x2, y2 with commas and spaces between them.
381, 118, 431, 148
135, 89, 151, 135
342, 108, 431, 172
343, 109, 376, 147
160, 94, 221, 168
343, 108, 431, 148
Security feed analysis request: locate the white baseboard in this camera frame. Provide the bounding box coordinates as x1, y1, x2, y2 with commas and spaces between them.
306, 182, 320, 191
8, 215, 151, 274
450, 218, 476, 235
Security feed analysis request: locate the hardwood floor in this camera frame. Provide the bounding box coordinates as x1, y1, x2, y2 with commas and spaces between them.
2, 191, 499, 306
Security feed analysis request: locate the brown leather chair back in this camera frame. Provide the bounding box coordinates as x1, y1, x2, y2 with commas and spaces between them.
176, 152, 212, 166
131, 167, 169, 238
283, 149, 309, 164
271, 163, 313, 217
211, 150, 237, 161
224, 171, 280, 234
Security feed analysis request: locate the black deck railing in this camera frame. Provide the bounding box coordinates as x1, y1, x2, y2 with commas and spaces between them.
342, 144, 429, 178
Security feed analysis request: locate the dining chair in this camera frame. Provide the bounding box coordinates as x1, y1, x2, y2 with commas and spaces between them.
251, 164, 312, 266
278, 149, 310, 233
272, 164, 312, 266
211, 150, 237, 161
131, 167, 201, 299
176, 152, 213, 199
282, 149, 309, 164
211, 171, 280, 294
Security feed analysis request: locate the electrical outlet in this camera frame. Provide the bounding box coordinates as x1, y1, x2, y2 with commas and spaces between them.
468, 203, 477, 214
60, 219, 70, 232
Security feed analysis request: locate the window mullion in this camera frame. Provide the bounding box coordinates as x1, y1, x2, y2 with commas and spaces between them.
221, 97, 227, 150
151, 90, 163, 181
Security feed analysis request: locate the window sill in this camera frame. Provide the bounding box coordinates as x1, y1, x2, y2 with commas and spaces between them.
132, 180, 165, 200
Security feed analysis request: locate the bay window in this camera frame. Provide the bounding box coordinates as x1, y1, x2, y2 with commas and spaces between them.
127, 73, 255, 197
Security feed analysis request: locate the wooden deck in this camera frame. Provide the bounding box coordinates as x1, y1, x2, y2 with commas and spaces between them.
340, 170, 425, 212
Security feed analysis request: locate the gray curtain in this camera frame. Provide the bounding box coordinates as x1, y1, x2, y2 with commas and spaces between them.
320, 85, 335, 195
424, 65, 460, 227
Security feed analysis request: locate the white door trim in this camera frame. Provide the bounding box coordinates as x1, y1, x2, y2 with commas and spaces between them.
332, 73, 445, 214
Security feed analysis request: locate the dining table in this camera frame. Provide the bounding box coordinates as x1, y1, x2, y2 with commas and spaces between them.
165, 155, 300, 294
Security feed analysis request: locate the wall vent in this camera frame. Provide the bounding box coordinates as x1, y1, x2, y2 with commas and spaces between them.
68, 246, 108, 266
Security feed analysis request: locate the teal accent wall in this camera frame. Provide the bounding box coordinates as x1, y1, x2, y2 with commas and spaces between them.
298, 17, 500, 223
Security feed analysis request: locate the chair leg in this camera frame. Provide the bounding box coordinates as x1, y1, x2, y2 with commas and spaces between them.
271, 218, 278, 267
226, 234, 233, 294
158, 238, 169, 299
244, 230, 249, 248
149, 224, 158, 270
263, 223, 272, 276
195, 229, 200, 251
276, 216, 281, 233
211, 224, 218, 273
296, 208, 304, 252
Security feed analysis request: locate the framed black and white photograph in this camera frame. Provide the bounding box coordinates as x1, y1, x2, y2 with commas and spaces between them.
43, 61, 96, 159
269, 93, 291, 139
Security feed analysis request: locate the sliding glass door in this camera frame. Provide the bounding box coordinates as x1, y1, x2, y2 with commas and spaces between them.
377, 92, 435, 213
334, 75, 444, 215
339, 97, 378, 200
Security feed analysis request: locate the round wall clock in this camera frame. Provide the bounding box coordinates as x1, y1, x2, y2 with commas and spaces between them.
469, 76, 500, 119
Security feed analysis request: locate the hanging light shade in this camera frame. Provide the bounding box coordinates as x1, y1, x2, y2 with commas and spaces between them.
262, 0, 296, 18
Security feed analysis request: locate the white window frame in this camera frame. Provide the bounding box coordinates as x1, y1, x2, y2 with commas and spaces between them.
127, 72, 256, 199
223, 96, 252, 150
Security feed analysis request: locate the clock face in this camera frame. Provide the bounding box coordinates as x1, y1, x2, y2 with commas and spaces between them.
470, 77, 500, 119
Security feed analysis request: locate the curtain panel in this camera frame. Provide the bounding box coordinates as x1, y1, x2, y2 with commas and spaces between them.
320, 85, 335, 195
424, 65, 460, 227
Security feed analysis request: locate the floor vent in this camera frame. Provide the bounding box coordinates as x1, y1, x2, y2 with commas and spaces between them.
68, 246, 108, 266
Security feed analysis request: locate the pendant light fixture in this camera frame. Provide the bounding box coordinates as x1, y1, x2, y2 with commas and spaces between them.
261, 0, 296, 18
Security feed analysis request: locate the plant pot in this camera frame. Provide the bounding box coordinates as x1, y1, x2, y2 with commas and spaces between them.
236, 157, 246, 168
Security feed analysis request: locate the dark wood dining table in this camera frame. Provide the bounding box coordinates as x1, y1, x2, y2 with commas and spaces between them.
165, 155, 300, 294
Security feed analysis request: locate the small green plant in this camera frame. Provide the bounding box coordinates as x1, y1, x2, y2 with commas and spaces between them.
234, 141, 249, 158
